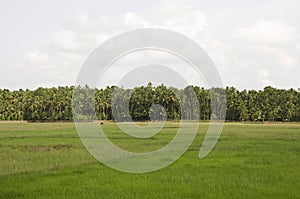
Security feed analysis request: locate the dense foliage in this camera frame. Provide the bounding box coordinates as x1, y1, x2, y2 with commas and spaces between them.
0, 84, 299, 122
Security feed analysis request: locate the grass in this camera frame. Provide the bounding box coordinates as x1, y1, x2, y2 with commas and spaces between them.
0, 122, 299, 198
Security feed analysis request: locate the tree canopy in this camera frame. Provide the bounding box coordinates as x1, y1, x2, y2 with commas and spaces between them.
0, 85, 299, 122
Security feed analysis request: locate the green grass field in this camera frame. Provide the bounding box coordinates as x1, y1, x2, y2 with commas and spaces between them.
0, 122, 299, 198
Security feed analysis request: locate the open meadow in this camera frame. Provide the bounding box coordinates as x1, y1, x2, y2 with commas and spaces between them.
0, 122, 299, 198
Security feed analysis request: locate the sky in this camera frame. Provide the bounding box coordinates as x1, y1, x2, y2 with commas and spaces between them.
1, 0, 300, 90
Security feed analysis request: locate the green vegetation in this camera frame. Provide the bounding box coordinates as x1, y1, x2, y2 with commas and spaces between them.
0, 122, 299, 198
0, 84, 300, 122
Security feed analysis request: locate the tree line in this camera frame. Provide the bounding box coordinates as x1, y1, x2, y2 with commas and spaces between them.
0, 84, 299, 122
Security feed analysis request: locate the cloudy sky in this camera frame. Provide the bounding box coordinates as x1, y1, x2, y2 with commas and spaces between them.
1, 0, 300, 90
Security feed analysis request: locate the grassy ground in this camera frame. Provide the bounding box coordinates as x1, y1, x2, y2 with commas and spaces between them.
0, 122, 299, 198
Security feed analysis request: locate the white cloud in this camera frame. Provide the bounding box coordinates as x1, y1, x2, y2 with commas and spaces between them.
6, 12, 153, 89
52, 30, 79, 52
1, 1, 300, 90
9, 2, 217, 89
235, 20, 297, 45
26, 50, 49, 63
260, 69, 269, 77
220, 18, 300, 89
278, 51, 296, 68
259, 69, 272, 86
155, 1, 209, 46
124, 12, 151, 27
